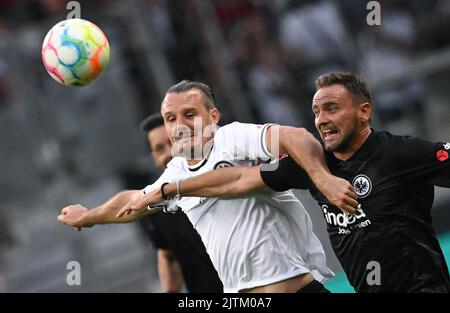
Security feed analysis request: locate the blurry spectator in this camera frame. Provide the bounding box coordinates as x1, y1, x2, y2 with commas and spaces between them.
144, 0, 205, 82
412, 0, 450, 50
0, 16, 7, 37
215, 5, 306, 126
214, 0, 257, 31
39, 0, 66, 16
247, 41, 304, 126
279, 0, 353, 87
357, 0, 428, 136
335, 0, 368, 37
144, 0, 176, 50
0, 59, 11, 110
0, 214, 14, 293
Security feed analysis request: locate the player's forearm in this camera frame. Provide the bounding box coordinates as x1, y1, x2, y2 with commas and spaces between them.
163, 166, 265, 199
82, 190, 147, 225
182, 167, 247, 197
82, 205, 139, 225
278, 127, 331, 187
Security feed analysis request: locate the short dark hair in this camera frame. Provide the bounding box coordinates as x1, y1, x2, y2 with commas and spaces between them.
140, 113, 164, 134
166, 80, 216, 109
315, 72, 372, 104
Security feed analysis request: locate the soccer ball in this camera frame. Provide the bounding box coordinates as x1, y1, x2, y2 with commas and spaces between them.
42, 18, 110, 86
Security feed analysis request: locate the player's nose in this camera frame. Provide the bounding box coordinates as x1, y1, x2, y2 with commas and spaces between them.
175, 123, 193, 139
316, 111, 329, 126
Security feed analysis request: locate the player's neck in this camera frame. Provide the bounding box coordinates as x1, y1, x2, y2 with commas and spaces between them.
333, 127, 372, 161
187, 137, 214, 166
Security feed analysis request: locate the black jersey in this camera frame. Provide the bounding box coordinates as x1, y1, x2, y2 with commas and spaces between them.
261, 130, 450, 292
142, 210, 223, 293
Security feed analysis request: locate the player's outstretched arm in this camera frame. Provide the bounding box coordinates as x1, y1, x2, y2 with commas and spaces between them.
175, 165, 266, 198
117, 166, 266, 217
268, 125, 358, 213
58, 190, 151, 230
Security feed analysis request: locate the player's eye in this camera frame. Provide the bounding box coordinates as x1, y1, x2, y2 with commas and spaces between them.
186, 112, 195, 118
166, 116, 175, 122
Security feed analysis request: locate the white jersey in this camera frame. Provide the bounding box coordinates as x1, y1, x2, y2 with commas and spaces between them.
143, 122, 334, 292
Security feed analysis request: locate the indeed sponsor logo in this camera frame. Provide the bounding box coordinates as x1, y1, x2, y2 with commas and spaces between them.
322, 205, 368, 227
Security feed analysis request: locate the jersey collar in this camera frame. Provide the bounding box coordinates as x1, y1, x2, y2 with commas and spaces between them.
187, 142, 215, 172
327, 128, 377, 163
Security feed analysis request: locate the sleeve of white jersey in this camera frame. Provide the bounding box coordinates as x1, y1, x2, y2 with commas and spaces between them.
142, 159, 201, 212
142, 160, 188, 195
217, 122, 276, 161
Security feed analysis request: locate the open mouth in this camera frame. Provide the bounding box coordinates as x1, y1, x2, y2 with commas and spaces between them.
322, 129, 339, 140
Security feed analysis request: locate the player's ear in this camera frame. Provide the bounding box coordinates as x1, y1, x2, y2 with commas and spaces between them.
359, 102, 372, 123
210, 107, 220, 124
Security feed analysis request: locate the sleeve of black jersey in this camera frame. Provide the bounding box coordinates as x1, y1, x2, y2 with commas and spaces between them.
260, 156, 311, 191
390, 137, 450, 187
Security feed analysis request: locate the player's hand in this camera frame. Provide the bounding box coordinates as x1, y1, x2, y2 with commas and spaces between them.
316, 175, 358, 213
57, 204, 93, 231
116, 189, 163, 218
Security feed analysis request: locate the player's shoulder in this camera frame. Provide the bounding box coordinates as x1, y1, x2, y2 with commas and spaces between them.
216, 121, 245, 134
214, 122, 271, 147
166, 156, 187, 170
216, 121, 268, 135
374, 129, 418, 145
374, 129, 434, 156
214, 122, 246, 141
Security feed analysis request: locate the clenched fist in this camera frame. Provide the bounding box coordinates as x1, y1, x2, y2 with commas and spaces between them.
57, 204, 93, 231
316, 175, 358, 214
